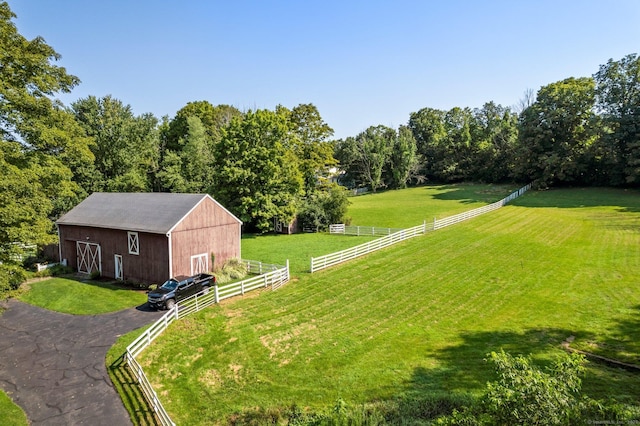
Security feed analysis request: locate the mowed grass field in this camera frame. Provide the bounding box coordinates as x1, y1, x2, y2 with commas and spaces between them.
135, 185, 640, 424
347, 183, 521, 227
243, 183, 521, 274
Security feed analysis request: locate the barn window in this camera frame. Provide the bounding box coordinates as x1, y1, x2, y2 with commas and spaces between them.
128, 232, 139, 255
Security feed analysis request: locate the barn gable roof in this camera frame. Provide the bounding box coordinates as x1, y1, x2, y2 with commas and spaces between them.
56, 193, 241, 234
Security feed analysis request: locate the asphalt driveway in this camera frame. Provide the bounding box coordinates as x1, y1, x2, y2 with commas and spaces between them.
0, 299, 163, 425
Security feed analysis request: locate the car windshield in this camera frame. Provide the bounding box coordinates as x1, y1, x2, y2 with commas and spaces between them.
160, 279, 178, 290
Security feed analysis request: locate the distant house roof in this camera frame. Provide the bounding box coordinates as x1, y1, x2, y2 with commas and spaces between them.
56, 192, 241, 234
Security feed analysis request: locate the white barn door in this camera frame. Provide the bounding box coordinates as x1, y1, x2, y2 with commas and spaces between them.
114, 254, 123, 280
191, 253, 208, 275
76, 241, 101, 274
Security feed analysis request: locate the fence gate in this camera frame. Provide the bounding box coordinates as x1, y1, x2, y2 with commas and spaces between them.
76, 241, 101, 274
191, 253, 208, 275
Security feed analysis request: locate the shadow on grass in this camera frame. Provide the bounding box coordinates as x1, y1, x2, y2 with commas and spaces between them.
402, 325, 640, 404
405, 327, 581, 397
510, 187, 640, 209
429, 183, 522, 205
108, 353, 160, 426
47, 274, 153, 294
572, 305, 640, 367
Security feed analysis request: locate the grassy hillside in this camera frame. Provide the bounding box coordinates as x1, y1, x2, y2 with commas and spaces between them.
136, 185, 640, 424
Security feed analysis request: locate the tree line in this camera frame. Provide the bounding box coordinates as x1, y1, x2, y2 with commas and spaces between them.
338, 63, 640, 191
0, 1, 638, 288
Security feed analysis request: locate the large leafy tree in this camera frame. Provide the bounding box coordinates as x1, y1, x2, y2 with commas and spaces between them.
440, 107, 474, 181
72, 95, 159, 192
385, 125, 418, 189
164, 100, 241, 152
280, 103, 337, 194
517, 77, 597, 187
297, 182, 350, 231
335, 125, 395, 192
0, 2, 78, 141
408, 107, 476, 182
157, 115, 211, 192
408, 107, 447, 180
0, 2, 90, 269
470, 102, 519, 182
212, 109, 303, 232
594, 53, 640, 185
0, 142, 60, 263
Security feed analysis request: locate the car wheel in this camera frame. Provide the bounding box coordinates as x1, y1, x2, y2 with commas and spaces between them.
202, 286, 210, 295
166, 299, 176, 310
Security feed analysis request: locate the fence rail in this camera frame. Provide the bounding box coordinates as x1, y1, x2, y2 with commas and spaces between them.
433, 183, 531, 230
311, 223, 427, 272
316, 183, 531, 273
329, 224, 405, 236
125, 260, 289, 426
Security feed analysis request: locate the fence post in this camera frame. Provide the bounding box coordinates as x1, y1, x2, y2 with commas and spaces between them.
214, 282, 219, 303
286, 259, 290, 281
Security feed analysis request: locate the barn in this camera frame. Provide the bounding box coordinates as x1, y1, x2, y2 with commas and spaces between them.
56, 193, 242, 284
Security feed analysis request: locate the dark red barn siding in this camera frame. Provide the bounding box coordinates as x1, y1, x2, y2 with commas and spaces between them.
58, 225, 170, 284
170, 197, 241, 276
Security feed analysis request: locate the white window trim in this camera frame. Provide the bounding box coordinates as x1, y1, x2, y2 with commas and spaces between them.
128, 231, 139, 255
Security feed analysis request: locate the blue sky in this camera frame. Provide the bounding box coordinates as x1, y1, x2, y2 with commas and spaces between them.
10, 0, 640, 139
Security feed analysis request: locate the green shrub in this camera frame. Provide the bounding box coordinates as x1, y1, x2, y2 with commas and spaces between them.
436, 350, 640, 425
482, 350, 585, 425
32, 263, 73, 278
0, 264, 26, 294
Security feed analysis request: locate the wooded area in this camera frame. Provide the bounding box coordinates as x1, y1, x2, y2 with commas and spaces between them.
0, 1, 638, 290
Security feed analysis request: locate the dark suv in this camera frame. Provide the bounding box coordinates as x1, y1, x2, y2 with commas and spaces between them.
147, 273, 215, 310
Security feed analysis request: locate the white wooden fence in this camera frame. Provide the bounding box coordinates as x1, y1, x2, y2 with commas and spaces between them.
433, 183, 531, 230
315, 183, 532, 273
124, 260, 289, 426
329, 224, 405, 236
311, 223, 427, 272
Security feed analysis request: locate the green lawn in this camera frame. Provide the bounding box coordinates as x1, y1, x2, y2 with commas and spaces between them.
129, 185, 640, 424
347, 183, 521, 227
242, 183, 523, 275
242, 233, 376, 275
0, 391, 27, 426
18, 277, 147, 314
